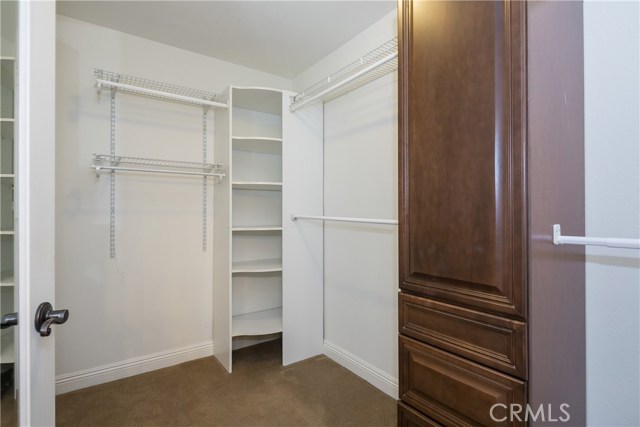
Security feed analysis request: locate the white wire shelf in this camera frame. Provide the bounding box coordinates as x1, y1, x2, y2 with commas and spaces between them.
290, 37, 398, 112
94, 69, 228, 108
92, 154, 225, 180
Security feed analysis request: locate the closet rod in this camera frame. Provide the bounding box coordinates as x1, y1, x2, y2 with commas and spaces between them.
290, 50, 398, 112
553, 224, 640, 249
93, 165, 225, 179
291, 214, 398, 225
96, 79, 228, 108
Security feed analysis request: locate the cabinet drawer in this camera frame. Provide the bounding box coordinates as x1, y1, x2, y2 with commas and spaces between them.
400, 293, 527, 379
398, 401, 442, 427
400, 336, 526, 427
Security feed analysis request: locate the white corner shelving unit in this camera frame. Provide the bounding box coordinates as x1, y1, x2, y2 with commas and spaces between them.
230, 87, 283, 352
214, 87, 284, 372
213, 85, 324, 371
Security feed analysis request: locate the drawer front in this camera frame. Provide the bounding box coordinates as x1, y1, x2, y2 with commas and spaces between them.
400, 336, 526, 427
400, 293, 527, 379
398, 401, 443, 427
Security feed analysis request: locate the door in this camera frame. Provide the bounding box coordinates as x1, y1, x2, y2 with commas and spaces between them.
399, 0, 527, 320
0, 1, 58, 426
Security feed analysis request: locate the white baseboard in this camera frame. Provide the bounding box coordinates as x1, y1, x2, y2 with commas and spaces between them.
55, 341, 214, 395
323, 340, 398, 399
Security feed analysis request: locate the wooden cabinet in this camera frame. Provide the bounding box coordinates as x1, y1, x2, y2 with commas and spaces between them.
398, 1, 585, 425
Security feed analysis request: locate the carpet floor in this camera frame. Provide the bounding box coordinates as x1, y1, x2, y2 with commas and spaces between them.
56, 339, 397, 427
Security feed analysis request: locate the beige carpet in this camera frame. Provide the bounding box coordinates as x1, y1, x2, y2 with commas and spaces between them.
56, 339, 396, 427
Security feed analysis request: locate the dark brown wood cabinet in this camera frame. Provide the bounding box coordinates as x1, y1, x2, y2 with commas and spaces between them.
398, 1, 586, 426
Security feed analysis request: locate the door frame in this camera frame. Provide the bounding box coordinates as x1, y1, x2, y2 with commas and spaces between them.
17, 1, 57, 425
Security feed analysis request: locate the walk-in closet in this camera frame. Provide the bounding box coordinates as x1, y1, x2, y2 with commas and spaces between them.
1, 1, 638, 426
3, 1, 401, 425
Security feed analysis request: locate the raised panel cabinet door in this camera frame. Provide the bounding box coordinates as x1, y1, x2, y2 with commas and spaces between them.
399, 0, 527, 318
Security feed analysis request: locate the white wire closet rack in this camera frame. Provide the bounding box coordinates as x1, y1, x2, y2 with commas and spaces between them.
290, 37, 398, 112
553, 224, 640, 250
290, 214, 398, 226
93, 69, 227, 257
94, 69, 228, 108
92, 154, 225, 180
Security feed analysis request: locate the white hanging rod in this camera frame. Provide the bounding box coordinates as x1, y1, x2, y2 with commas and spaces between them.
92, 154, 225, 180
93, 165, 225, 179
553, 224, 640, 249
94, 69, 228, 108
291, 214, 398, 225
290, 38, 398, 112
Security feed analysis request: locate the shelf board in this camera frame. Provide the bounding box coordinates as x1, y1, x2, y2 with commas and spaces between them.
0, 231, 15, 235
232, 137, 282, 155
0, 118, 15, 123
232, 307, 282, 337
232, 226, 282, 232
0, 333, 15, 364
232, 258, 282, 273
0, 270, 14, 287
0, 174, 15, 178
232, 87, 282, 115
232, 181, 282, 191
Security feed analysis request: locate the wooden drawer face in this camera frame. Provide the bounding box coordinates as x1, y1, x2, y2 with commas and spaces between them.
400, 336, 526, 427
399, 293, 527, 379
398, 401, 443, 427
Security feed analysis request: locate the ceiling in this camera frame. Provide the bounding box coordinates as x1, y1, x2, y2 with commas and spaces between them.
57, 1, 396, 79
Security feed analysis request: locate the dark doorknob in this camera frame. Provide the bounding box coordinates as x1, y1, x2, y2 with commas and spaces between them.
34, 302, 69, 337
1, 312, 17, 329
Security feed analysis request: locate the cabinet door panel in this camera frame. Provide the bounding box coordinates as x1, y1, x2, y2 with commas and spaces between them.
399, 292, 527, 379
399, 336, 526, 427
399, 0, 527, 318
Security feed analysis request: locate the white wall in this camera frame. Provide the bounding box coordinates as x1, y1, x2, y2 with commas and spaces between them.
55, 15, 291, 391
584, 2, 640, 426
294, 10, 399, 397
